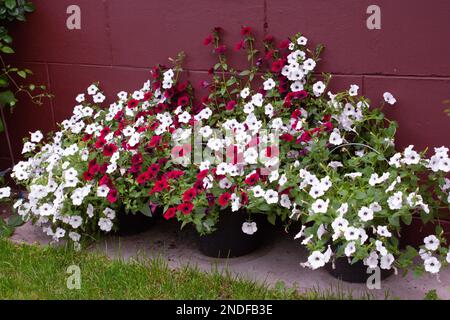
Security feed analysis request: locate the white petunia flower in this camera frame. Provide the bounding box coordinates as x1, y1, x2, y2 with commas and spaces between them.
387, 191, 403, 210
311, 199, 329, 214
344, 227, 360, 241
424, 235, 440, 251
307, 251, 326, 270
98, 218, 113, 232
358, 206, 374, 222
30, 130, 44, 143
424, 257, 441, 274
242, 222, 258, 235
252, 186, 265, 198
297, 36, 307, 46
240, 88, 250, 99
0, 187, 11, 199
312, 81, 326, 97
329, 129, 343, 145
383, 92, 397, 105
264, 189, 279, 204
377, 225, 392, 238
345, 242, 356, 257
263, 78, 276, 91
380, 254, 395, 270
348, 84, 359, 97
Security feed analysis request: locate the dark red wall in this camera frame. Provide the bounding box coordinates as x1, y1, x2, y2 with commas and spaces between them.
1, 0, 450, 168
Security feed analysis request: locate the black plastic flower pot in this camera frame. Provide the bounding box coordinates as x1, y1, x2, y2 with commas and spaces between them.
114, 206, 161, 237
326, 257, 394, 283
197, 209, 270, 258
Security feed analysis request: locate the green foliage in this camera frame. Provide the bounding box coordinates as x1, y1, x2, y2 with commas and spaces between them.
0, 0, 51, 133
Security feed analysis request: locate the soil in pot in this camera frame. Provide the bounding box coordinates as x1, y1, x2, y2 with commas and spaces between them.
114, 206, 161, 237
326, 256, 394, 283
197, 209, 271, 258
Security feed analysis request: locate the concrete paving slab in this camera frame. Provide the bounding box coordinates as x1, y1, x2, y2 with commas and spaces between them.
10, 220, 450, 300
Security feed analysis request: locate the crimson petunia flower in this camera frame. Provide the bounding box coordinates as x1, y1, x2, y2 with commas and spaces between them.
177, 202, 194, 215
278, 39, 290, 49
215, 44, 227, 55
165, 171, 183, 180
150, 179, 169, 194
241, 26, 252, 36
177, 95, 189, 106
244, 173, 260, 186
226, 100, 237, 111
218, 192, 231, 207
234, 40, 245, 51
203, 35, 213, 46
128, 99, 139, 109
137, 172, 150, 185
280, 133, 294, 142
95, 137, 106, 149
271, 59, 285, 73
107, 189, 118, 204
83, 171, 94, 181
182, 188, 197, 202
163, 208, 177, 220
103, 143, 118, 157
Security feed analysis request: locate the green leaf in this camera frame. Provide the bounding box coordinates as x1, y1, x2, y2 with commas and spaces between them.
0, 90, 17, 106
4, 0, 16, 10
0, 118, 4, 133
1, 46, 14, 54
139, 204, 153, 217
267, 214, 276, 225
7, 214, 24, 228
17, 70, 26, 78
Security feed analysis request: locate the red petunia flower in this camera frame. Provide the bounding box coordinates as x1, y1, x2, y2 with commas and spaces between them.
150, 179, 169, 194
234, 40, 245, 51
226, 100, 237, 111
103, 143, 118, 157
297, 131, 311, 144
241, 192, 249, 206
203, 35, 213, 46
271, 59, 285, 73
196, 169, 209, 181
137, 172, 151, 185
88, 163, 100, 175
177, 95, 189, 106
244, 173, 260, 186
100, 126, 110, 137
218, 192, 231, 207
83, 171, 94, 181
278, 39, 290, 49
107, 189, 118, 204
177, 202, 194, 215
166, 170, 185, 180
82, 134, 92, 142
263, 35, 274, 43
182, 188, 197, 202
215, 44, 227, 55
128, 99, 139, 109
280, 133, 294, 142
95, 137, 106, 149
163, 208, 177, 220
241, 26, 252, 36
132, 153, 143, 166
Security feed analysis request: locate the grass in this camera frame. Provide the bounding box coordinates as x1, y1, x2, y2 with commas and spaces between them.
0, 239, 374, 300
